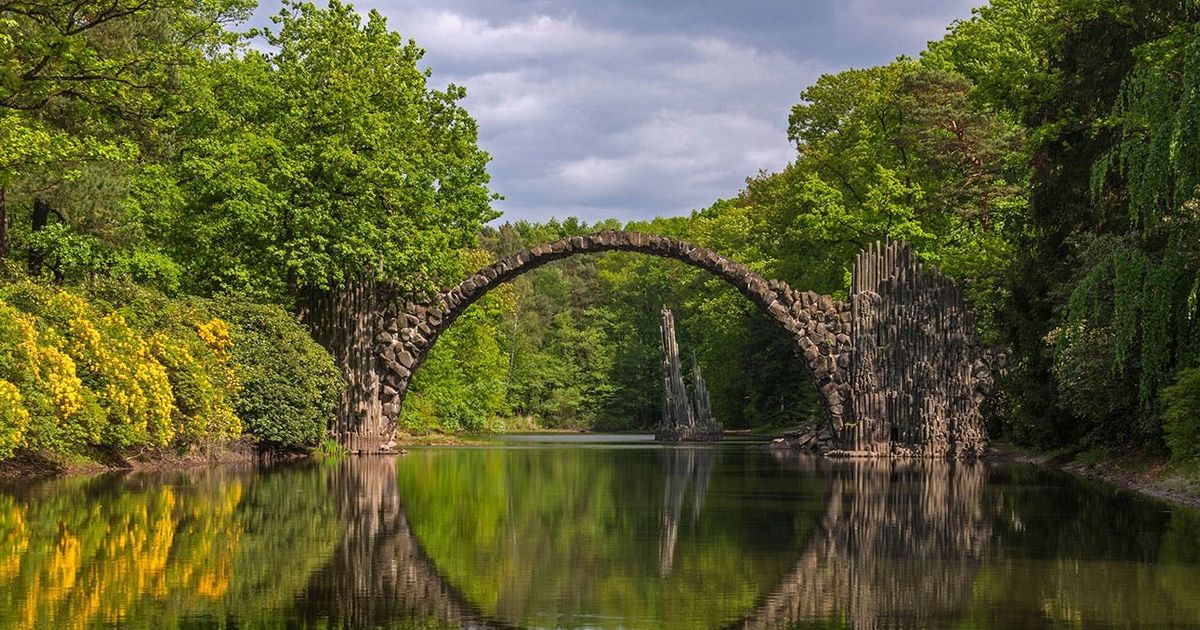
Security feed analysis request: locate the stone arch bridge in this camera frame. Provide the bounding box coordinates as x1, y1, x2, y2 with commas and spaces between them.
302, 231, 1000, 457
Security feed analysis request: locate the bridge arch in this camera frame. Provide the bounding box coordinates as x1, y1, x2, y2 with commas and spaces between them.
374, 229, 853, 443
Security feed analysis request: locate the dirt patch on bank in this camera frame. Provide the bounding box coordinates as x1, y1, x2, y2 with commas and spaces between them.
989, 444, 1200, 509
0, 451, 66, 480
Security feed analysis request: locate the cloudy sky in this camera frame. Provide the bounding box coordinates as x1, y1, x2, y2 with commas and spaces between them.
258, 1, 980, 223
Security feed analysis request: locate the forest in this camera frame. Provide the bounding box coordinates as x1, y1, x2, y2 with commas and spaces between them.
2, 0, 1200, 464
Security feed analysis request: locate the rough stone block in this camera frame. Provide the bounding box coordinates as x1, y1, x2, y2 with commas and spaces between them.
397, 350, 415, 369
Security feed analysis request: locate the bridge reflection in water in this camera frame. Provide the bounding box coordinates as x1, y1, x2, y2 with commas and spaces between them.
733, 453, 992, 628
295, 451, 1200, 629
1, 448, 1199, 628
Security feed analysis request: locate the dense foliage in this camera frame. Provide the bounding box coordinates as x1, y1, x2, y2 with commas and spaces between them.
0, 0, 495, 459
4, 0, 1200, 464
211, 300, 343, 448
0, 278, 339, 457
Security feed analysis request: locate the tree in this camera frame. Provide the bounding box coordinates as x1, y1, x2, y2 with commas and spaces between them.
0, 0, 251, 276
154, 0, 497, 301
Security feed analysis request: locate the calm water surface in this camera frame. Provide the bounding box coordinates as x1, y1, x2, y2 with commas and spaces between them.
1, 435, 1199, 628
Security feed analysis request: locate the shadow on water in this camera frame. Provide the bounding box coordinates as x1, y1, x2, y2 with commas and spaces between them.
0, 442, 1199, 628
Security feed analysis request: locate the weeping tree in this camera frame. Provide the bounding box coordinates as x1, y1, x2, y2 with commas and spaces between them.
1052, 13, 1200, 452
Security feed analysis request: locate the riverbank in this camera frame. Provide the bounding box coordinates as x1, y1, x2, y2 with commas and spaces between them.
8, 431, 1200, 513
988, 443, 1200, 509
0, 441, 280, 481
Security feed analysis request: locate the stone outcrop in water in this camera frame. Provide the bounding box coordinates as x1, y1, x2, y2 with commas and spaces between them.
656, 306, 722, 442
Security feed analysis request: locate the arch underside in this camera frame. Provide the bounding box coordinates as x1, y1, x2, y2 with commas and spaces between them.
323, 231, 993, 457
375, 230, 855, 447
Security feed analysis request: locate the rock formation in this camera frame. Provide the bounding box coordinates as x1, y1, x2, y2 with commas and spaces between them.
656, 306, 722, 442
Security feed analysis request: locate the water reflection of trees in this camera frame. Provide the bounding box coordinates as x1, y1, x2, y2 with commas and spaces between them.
0, 465, 340, 628
659, 446, 717, 576
2, 452, 1199, 628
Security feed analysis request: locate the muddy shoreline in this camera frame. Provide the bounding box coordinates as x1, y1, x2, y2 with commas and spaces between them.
0, 441, 296, 482
986, 444, 1200, 509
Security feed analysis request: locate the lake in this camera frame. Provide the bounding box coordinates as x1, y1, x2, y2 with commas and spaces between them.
1, 434, 1198, 628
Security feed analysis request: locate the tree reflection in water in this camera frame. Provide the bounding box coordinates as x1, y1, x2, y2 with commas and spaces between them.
0, 464, 341, 628
1, 447, 1199, 628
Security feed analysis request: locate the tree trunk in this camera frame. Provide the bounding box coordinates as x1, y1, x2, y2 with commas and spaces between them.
0, 187, 8, 261
27, 196, 50, 276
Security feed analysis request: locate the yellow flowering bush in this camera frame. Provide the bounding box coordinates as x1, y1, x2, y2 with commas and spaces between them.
0, 381, 28, 459
0, 302, 95, 453
2, 284, 173, 449
50, 293, 175, 448
149, 326, 241, 446
196, 319, 232, 353
0, 277, 337, 458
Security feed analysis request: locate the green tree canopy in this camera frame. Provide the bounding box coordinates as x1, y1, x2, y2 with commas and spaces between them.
153, 0, 497, 301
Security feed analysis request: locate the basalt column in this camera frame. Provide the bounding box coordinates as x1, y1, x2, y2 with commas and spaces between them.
843, 242, 992, 457
300, 277, 398, 453
656, 306, 722, 442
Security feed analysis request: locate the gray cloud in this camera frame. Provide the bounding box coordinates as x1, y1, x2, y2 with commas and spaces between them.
254, 1, 979, 222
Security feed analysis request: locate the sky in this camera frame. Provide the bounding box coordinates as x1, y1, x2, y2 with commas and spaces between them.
255, 1, 980, 223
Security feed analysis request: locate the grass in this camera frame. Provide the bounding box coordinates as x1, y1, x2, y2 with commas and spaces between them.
313, 437, 349, 459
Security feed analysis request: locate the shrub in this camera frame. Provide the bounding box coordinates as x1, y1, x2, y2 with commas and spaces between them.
1163, 368, 1200, 463
0, 277, 340, 456
209, 300, 343, 448
82, 279, 242, 447
1046, 321, 1139, 444
0, 301, 97, 453
4, 285, 176, 448
0, 381, 29, 459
